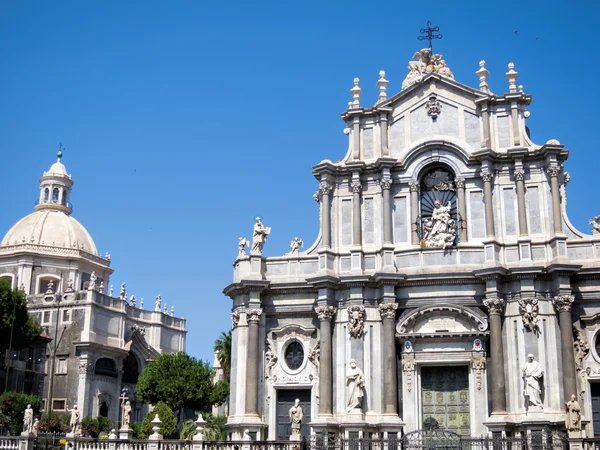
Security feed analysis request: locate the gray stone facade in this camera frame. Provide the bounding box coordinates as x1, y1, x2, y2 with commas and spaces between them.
224, 54, 600, 439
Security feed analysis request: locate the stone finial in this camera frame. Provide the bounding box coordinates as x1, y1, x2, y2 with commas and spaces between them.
350, 78, 362, 108
109, 285, 114, 296
506, 62, 518, 93
376, 70, 389, 104
46, 280, 55, 294
130, 295, 136, 308
518, 85, 524, 93
475, 60, 490, 93
65, 280, 74, 293
140, 298, 144, 309
170, 306, 174, 316
155, 295, 162, 312
193, 413, 205, 441
119, 283, 126, 300
150, 414, 162, 440
163, 303, 168, 314
98, 281, 104, 294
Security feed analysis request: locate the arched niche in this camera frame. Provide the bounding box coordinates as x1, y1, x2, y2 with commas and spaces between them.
95, 358, 118, 378
122, 352, 140, 384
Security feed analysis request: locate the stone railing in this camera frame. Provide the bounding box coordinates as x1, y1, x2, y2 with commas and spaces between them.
0, 437, 19, 450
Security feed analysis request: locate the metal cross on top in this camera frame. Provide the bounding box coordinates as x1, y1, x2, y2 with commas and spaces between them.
418, 21, 443, 52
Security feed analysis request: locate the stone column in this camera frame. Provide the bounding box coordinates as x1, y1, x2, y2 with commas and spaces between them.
553, 295, 576, 401
482, 171, 496, 238
381, 179, 393, 244
379, 303, 398, 415
245, 308, 262, 416
484, 298, 506, 412
548, 167, 563, 234
514, 169, 528, 236
380, 113, 389, 156
351, 181, 362, 246
315, 306, 335, 416
320, 181, 333, 248
409, 181, 420, 245
456, 178, 467, 242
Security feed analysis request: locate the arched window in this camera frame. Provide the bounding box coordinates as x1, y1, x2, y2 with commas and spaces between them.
52, 188, 59, 202
122, 352, 140, 383
61, 192, 67, 206
44, 188, 50, 202
95, 358, 118, 377
420, 167, 458, 247
39, 277, 59, 295
99, 402, 109, 417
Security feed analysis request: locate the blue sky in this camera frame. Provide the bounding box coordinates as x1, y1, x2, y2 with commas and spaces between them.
1, 1, 599, 362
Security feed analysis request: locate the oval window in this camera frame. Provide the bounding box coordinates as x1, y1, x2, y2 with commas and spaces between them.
285, 341, 304, 370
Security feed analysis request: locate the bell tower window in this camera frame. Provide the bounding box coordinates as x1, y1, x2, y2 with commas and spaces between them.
419, 167, 458, 248
52, 188, 59, 202
44, 188, 49, 202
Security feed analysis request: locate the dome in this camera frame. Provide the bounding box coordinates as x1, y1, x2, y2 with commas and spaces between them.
45, 160, 70, 178
1, 209, 98, 254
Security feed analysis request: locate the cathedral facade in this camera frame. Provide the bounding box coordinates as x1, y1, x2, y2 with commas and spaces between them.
224, 49, 600, 440
0, 154, 187, 424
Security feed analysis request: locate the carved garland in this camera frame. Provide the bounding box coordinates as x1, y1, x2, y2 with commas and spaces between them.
471, 357, 486, 391
518, 297, 540, 333
347, 305, 366, 338
403, 358, 415, 392
264, 338, 278, 380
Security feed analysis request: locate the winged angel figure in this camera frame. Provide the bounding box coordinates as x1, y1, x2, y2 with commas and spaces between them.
402, 48, 454, 90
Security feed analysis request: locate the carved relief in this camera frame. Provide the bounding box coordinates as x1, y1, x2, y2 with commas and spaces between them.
590, 215, 600, 235
319, 181, 333, 196
422, 200, 457, 249
315, 305, 335, 321
308, 342, 320, 372
264, 338, 278, 380
574, 328, 590, 371
351, 181, 362, 194
347, 305, 365, 338
518, 297, 540, 333
246, 308, 262, 323
425, 95, 442, 119
403, 358, 415, 392
423, 169, 454, 191
553, 295, 574, 312
472, 357, 485, 391
484, 298, 505, 315
401, 48, 454, 90
379, 303, 398, 320
231, 311, 240, 328
514, 169, 525, 182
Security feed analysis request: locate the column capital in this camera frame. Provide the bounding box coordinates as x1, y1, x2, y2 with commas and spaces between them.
553, 295, 574, 312
320, 181, 333, 195
231, 311, 240, 328
246, 308, 263, 323
481, 171, 494, 183
547, 166, 560, 178
351, 181, 362, 194
379, 302, 398, 319
380, 179, 392, 191
409, 181, 419, 192
484, 298, 505, 315
455, 177, 465, 189
315, 305, 336, 321
514, 169, 525, 182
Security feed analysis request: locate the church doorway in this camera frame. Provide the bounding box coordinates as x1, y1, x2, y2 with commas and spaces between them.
99, 401, 109, 418
591, 383, 600, 436
421, 366, 470, 436
276, 389, 311, 440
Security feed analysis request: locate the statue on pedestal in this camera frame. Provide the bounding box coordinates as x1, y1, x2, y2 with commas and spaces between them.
22, 404, 34, 434
289, 237, 303, 254
522, 354, 544, 408
346, 359, 365, 412
69, 405, 80, 436
251, 217, 271, 253
565, 394, 582, 432
288, 398, 303, 441
121, 400, 132, 429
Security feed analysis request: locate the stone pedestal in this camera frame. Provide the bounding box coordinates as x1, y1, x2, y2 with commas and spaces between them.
19, 435, 34, 450
119, 427, 133, 440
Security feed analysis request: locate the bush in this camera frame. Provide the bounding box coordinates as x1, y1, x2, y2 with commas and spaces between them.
80, 416, 115, 438
180, 419, 196, 440
0, 392, 42, 435
203, 414, 227, 441
130, 421, 142, 439
38, 414, 69, 433
140, 402, 178, 439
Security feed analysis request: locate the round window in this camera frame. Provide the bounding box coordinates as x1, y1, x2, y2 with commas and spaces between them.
285, 341, 304, 370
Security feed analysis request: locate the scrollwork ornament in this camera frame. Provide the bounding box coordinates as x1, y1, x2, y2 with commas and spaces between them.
455, 177, 465, 189
246, 308, 263, 323
231, 311, 240, 328
379, 302, 398, 319
553, 295, 574, 313
347, 305, 365, 338
315, 305, 335, 321
483, 298, 505, 315
514, 170, 525, 182
481, 171, 494, 183
351, 181, 362, 194
425, 94, 442, 119
409, 181, 420, 193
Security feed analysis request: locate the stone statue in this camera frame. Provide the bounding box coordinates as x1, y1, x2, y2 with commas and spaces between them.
238, 237, 249, 257
402, 48, 455, 90
590, 215, 600, 235
119, 283, 126, 300
46, 280, 55, 294
251, 217, 271, 254
565, 394, 582, 432
289, 237, 303, 254
518, 298, 540, 333
574, 328, 590, 371
99, 281, 104, 294
522, 354, 544, 408
69, 405, 80, 436
423, 201, 457, 249
264, 338, 278, 379
129, 295, 136, 307
155, 294, 162, 312
423, 169, 455, 191
22, 404, 34, 434
88, 271, 97, 291
346, 359, 365, 412
32, 418, 39, 437
121, 400, 132, 429
308, 342, 320, 372
288, 398, 303, 440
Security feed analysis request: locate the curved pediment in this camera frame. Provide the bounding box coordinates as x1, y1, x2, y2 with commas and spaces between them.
396, 303, 488, 336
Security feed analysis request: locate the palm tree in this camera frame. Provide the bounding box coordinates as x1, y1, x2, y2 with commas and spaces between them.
214, 330, 232, 382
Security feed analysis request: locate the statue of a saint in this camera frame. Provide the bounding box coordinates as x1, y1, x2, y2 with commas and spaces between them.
522, 354, 544, 407
346, 359, 365, 412
121, 400, 132, 429
88, 271, 97, 290
423, 200, 456, 249
565, 394, 582, 432
251, 217, 271, 254
155, 294, 162, 312
264, 339, 278, 379
22, 404, 34, 434
288, 398, 303, 440
238, 237, 249, 257
69, 405, 80, 436
289, 237, 303, 254
32, 418, 39, 437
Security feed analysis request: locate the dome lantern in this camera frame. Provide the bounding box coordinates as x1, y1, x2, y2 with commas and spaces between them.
35, 150, 74, 215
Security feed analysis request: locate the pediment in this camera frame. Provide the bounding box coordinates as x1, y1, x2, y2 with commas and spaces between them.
396, 303, 488, 336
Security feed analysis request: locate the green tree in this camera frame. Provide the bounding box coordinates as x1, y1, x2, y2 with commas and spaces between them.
80, 416, 115, 438
136, 352, 229, 422
0, 280, 42, 351
213, 330, 232, 381
140, 402, 178, 439
0, 392, 42, 435
202, 413, 227, 441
